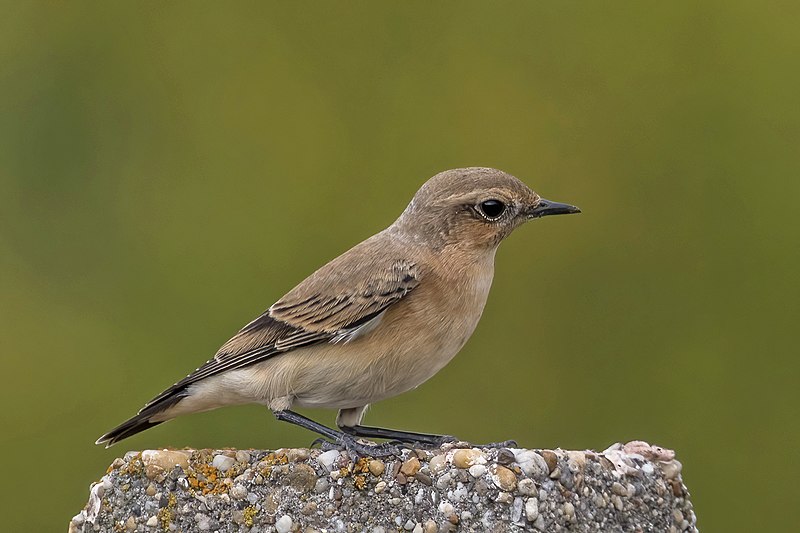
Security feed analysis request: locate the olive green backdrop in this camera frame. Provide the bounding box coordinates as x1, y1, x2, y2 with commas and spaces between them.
2, 2, 798, 531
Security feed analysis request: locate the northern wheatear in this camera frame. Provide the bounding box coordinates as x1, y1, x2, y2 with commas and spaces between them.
97, 167, 580, 454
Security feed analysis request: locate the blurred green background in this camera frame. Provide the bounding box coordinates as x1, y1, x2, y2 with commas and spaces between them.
1, 2, 798, 531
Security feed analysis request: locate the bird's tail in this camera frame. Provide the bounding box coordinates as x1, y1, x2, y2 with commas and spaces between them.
95, 389, 188, 448
95, 413, 163, 448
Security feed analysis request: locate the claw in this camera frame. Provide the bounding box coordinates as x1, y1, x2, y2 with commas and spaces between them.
317, 433, 401, 458
310, 437, 331, 449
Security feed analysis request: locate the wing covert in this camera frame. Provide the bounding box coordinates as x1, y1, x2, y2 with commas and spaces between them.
269, 258, 419, 333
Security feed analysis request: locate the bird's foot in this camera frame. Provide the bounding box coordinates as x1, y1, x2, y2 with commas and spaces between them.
312, 434, 401, 460
416, 438, 518, 450
389, 434, 458, 451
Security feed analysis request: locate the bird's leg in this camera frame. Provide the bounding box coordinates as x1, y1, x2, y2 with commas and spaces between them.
340, 424, 458, 448
272, 410, 399, 458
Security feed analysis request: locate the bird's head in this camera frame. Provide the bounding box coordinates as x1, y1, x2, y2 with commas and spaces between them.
394, 167, 580, 250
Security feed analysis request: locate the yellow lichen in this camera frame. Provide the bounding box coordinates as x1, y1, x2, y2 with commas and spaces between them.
121, 453, 144, 477
354, 475, 367, 490
157, 507, 173, 531
354, 457, 370, 474
243, 506, 258, 527
186, 462, 230, 495
263, 452, 289, 466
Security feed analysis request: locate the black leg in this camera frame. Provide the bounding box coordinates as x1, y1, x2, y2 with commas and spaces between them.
341, 424, 457, 447
274, 409, 344, 441
273, 410, 400, 458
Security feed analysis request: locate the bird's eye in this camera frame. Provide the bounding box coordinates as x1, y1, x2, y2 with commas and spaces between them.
478, 199, 506, 220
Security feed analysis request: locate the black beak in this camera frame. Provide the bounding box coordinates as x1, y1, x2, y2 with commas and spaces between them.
528, 198, 581, 219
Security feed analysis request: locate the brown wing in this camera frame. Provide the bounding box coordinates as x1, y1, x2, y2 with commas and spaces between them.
141, 256, 419, 411
269, 258, 419, 333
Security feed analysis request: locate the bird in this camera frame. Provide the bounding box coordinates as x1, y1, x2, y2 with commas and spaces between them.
96, 167, 580, 455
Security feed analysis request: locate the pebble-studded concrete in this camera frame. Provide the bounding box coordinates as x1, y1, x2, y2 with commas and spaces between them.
71, 440, 698, 532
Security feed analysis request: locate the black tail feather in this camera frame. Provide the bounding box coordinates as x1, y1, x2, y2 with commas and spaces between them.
96, 415, 165, 448
96, 389, 188, 447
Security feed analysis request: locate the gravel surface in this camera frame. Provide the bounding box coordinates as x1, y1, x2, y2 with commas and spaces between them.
71, 440, 698, 532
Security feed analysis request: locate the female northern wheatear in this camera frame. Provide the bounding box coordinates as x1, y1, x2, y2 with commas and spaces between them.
97, 167, 580, 455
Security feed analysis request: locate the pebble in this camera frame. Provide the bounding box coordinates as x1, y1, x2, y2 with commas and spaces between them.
368, 459, 385, 477
286, 463, 317, 492
517, 478, 536, 496
374, 481, 387, 493
452, 449, 486, 469
525, 497, 539, 521
401, 457, 421, 476
429, 455, 447, 474
235, 450, 250, 464
451, 486, 468, 502
144, 465, 164, 480
416, 472, 433, 485
212, 454, 235, 472
194, 513, 211, 530
404, 519, 415, 530
314, 478, 329, 493
623, 440, 675, 462
413, 524, 423, 533
496, 491, 513, 504
438, 502, 454, 516
423, 519, 438, 533
563, 502, 575, 518
567, 451, 586, 474
145, 484, 156, 497
287, 448, 310, 462
541, 450, 558, 473
490, 465, 517, 491
612, 494, 624, 511
146, 515, 158, 527
230, 484, 248, 500
141, 449, 190, 471
497, 448, 516, 465
468, 464, 487, 478
513, 450, 549, 478
511, 497, 524, 522
275, 514, 293, 533
660, 460, 683, 480
318, 450, 341, 471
